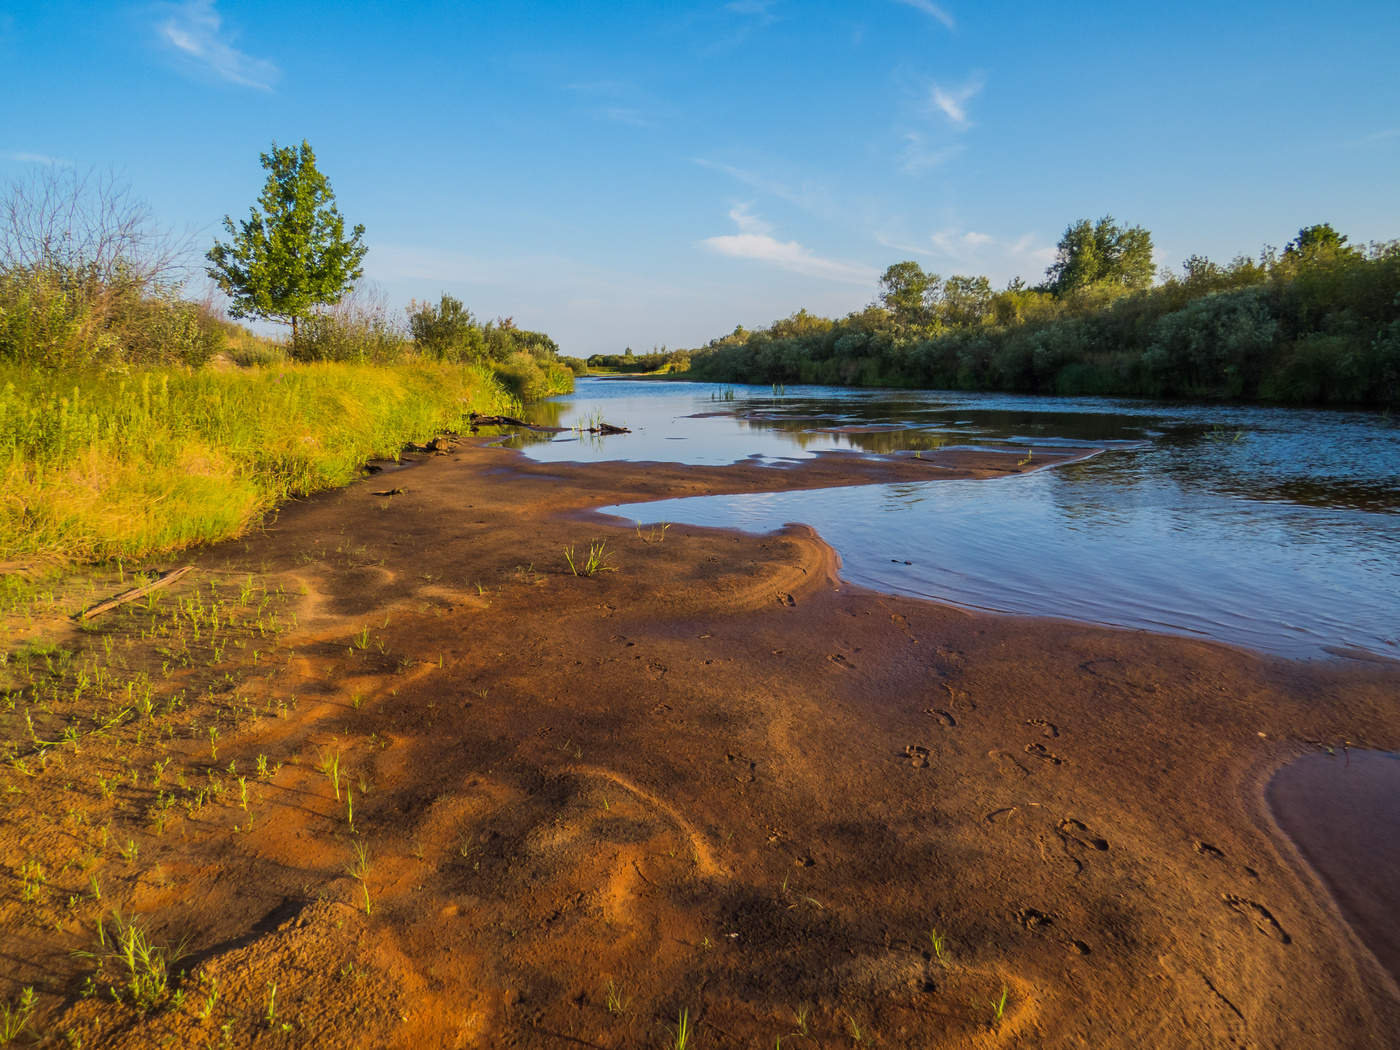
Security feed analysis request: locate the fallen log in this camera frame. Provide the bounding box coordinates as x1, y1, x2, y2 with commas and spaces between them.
74, 566, 193, 621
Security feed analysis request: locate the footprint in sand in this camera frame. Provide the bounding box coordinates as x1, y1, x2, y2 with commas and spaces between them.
1025, 718, 1059, 738
1014, 907, 1055, 931
828, 653, 855, 670
941, 681, 974, 710
1023, 743, 1064, 765
988, 749, 1029, 778
924, 708, 957, 727
1194, 841, 1225, 860
1222, 894, 1291, 944
904, 744, 931, 768
1057, 818, 1109, 851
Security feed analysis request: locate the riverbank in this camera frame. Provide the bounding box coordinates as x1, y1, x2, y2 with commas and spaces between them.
0, 361, 525, 569
1, 439, 1396, 1048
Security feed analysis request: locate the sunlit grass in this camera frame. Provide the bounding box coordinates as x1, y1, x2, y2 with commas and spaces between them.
0, 361, 520, 565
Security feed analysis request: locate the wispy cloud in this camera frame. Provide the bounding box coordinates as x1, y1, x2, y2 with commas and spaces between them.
694, 159, 840, 221
156, 0, 279, 90
893, 0, 955, 31
875, 228, 1055, 271
898, 132, 963, 174
728, 203, 773, 236
566, 81, 658, 128
1364, 128, 1399, 142
928, 73, 984, 128
703, 208, 876, 285
726, 0, 780, 24
3, 151, 74, 167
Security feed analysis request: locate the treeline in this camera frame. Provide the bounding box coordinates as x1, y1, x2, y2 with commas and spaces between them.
684, 221, 1400, 407
584, 347, 691, 374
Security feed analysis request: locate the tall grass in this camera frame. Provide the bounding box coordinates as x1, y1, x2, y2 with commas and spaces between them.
0, 361, 520, 566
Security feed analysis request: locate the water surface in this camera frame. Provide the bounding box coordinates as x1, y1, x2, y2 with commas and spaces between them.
516, 378, 1400, 660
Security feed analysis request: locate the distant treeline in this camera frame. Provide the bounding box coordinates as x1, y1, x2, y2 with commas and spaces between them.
683, 221, 1400, 407
581, 348, 691, 374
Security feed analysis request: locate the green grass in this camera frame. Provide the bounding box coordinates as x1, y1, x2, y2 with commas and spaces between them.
0, 986, 35, 1044
78, 910, 184, 1012
0, 360, 521, 566
563, 541, 617, 577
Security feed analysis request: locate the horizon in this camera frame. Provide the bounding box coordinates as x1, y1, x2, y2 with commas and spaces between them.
3, 0, 1398, 355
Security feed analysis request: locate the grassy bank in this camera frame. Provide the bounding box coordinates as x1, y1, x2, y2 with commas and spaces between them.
0, 361, 522, 567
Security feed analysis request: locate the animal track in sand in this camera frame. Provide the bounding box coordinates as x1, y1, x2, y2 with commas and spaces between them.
828, 652, 855, 670
1023, 743, 1064, 765
725, 752, 757, 783
1194, 841, 1225, 860
1222, 894, 1291, 944
1025, 718, 1059, 738
924, 707, 957, 727
903, 744, 931, 768
1057, 818, 1109, 852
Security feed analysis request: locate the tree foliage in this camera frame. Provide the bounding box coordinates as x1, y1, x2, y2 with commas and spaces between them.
1044, 216, 1155, 297
684, 223, 1400, 408
207, 140, 367, 338
879, 261, 939, 328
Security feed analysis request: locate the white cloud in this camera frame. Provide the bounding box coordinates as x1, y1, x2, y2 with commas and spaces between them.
728, 203, 772, 235
694, 158, 840, 221
156, 0, 279, 90
928, 74, 984, 128
3, 151, 73, 167
893, 0, 955, 31
703, 209, 876, 285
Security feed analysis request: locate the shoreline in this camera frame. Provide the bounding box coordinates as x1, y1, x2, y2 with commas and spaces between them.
2, 438, 1397, 1047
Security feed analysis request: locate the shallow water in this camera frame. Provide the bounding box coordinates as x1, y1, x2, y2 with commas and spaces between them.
515, 378, 1400, 660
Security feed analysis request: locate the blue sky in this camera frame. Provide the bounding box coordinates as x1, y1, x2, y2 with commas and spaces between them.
3, 1, 1397, 355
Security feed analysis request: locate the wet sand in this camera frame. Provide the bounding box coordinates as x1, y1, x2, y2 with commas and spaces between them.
1268, 750, 1400, 986
5, 438, 1399, 1048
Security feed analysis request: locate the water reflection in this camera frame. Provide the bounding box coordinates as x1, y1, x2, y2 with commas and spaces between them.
512, 378, 1399, 659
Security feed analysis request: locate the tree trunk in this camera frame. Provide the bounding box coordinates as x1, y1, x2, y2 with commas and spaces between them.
291, 315, 299, 345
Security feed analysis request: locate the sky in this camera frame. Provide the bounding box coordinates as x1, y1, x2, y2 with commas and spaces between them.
2, 0, 1398, 356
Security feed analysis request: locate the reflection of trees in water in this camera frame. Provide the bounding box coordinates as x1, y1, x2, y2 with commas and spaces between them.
523, 400, 565, 429
735, 415, 952, 454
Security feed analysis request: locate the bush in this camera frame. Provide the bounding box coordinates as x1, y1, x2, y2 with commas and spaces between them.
492, 351, 573, 401
290, 287, 409, 363
0, 170, 212, 369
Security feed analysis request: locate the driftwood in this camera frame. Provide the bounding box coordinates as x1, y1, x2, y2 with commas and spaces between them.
593, 422, 630, 435
467, 413, 530, 428
75, 566, 193, 621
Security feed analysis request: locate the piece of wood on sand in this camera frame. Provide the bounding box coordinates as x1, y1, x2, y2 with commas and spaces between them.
74, 566, 194, 621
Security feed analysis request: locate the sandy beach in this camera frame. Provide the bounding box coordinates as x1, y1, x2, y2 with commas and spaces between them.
4, 437, 1397, 1048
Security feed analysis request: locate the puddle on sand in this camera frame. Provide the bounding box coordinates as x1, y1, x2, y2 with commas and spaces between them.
1267, 750, 1400, 983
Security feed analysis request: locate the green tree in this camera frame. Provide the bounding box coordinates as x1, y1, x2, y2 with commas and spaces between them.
879, 261, 940, 328
940, 274, 993, 328
207, 140, 367, 341
1282, 223, 1360, 265
1044, 216, 1154, 297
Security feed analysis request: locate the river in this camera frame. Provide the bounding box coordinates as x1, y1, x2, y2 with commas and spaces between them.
511, 377, 1400, 661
